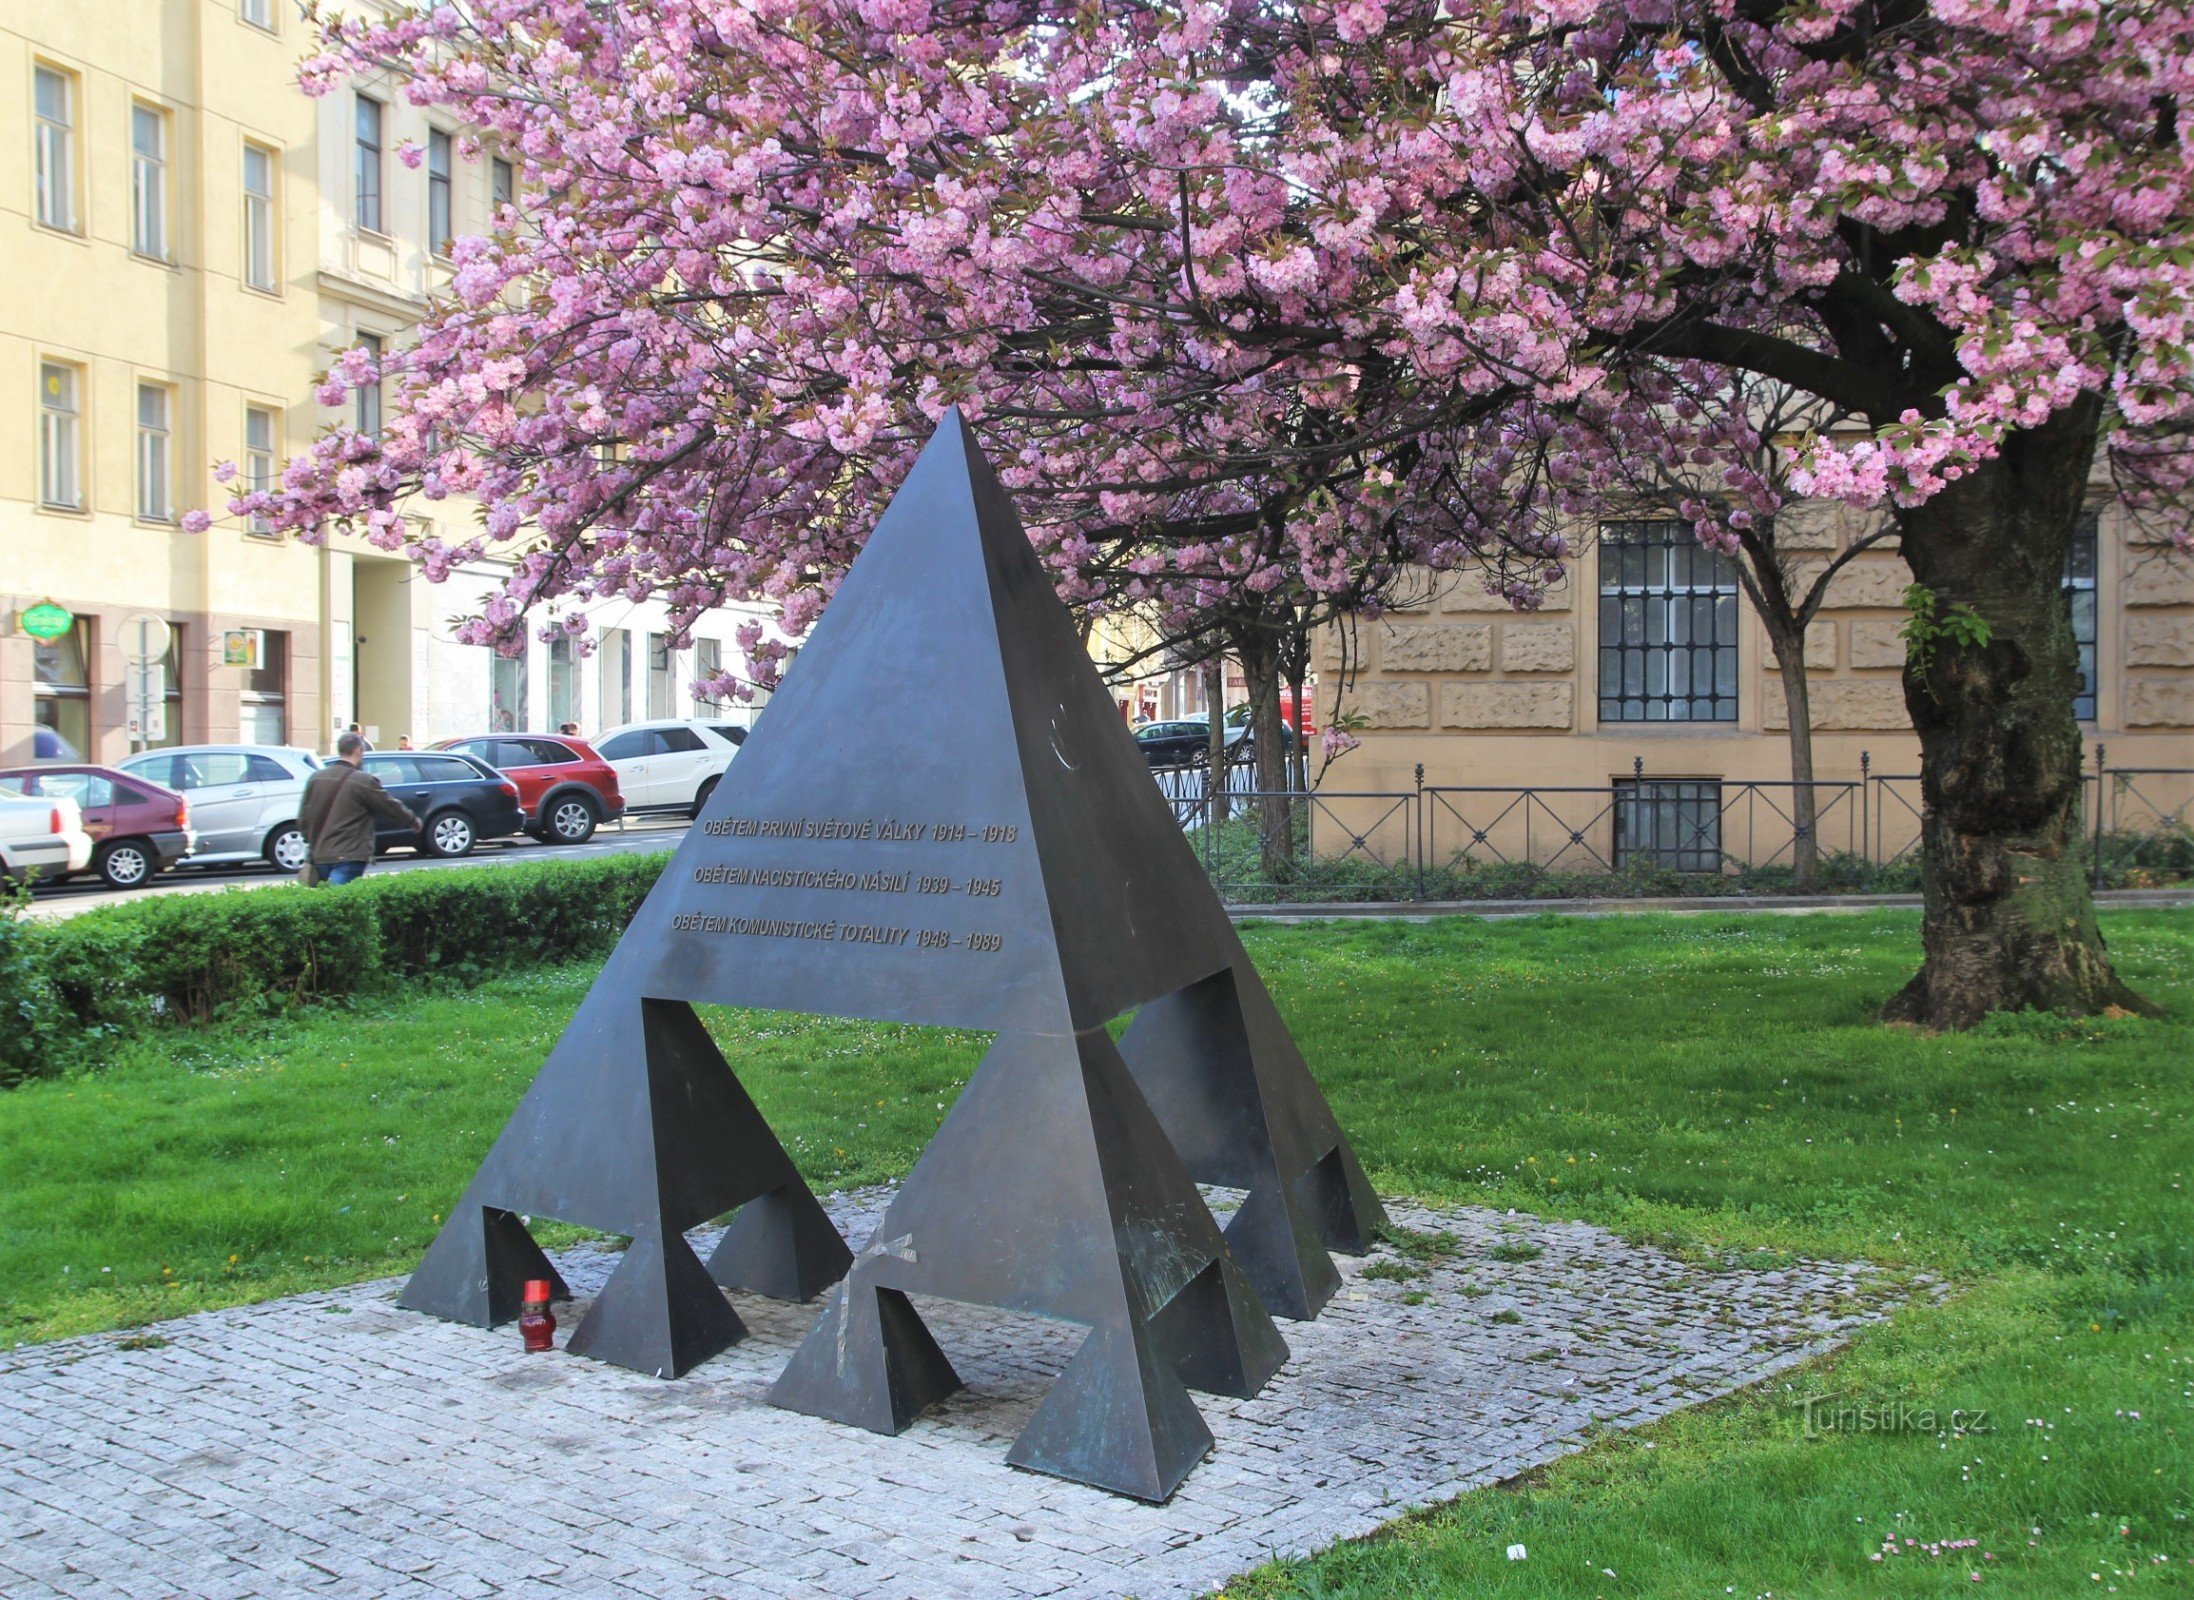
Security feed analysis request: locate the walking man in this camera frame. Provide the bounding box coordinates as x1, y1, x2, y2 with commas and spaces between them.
301, 731, 419, 886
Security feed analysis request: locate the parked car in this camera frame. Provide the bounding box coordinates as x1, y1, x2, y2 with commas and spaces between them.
360, 751, 526, 857
592, 719, 744, 818
0, 791, 92, 884
1134, 712, 1296, 771
431, 734, 625, 844
115, 745, 322, 873
0, 764, 194, 889
1134, 719, 1222, 769
32, 726, 80, 761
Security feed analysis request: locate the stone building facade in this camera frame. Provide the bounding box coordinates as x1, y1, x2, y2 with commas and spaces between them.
1323, 498, 2192, 871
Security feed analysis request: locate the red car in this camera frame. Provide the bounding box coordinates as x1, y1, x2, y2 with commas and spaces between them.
0, 763, 195, 889
432, 734, 626, 844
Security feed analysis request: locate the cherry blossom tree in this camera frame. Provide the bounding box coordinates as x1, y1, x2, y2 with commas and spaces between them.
244, 0, 2192, 1026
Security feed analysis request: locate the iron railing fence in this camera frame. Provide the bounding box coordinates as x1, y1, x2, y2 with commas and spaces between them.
1142, 747, 2193, 902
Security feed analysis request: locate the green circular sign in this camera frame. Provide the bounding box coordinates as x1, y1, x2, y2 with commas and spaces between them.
19, 602, 73, 642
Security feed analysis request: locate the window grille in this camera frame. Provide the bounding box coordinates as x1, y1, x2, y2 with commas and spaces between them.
1613, 778, 1724, 872
1598, 519, 1740, 722
2064, 510, 2099, 722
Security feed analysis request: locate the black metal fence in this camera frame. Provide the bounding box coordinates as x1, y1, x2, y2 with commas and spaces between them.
1150, 749, 2193, 904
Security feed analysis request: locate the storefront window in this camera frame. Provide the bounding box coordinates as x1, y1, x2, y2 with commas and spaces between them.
34, 618, 92, 758
240, 629, 287, 745
490, 643, 528, 732
547, 635, 576, 730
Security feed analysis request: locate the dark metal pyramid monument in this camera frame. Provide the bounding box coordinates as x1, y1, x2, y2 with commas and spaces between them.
401, 409, 1381, 1498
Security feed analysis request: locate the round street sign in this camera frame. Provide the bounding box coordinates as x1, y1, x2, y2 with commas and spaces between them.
119, 612, 173, 666
19, 601, 73, 642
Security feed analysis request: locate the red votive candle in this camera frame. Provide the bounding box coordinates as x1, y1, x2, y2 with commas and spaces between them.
519, 1279, 556, 1352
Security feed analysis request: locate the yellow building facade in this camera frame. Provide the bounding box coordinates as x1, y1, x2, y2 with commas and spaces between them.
3, 2, 772, 762
3, 1, 328, 764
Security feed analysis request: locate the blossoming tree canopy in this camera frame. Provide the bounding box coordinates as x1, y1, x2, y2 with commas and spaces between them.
251, 0, 2191, 1025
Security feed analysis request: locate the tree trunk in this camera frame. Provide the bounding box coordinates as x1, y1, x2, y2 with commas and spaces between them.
1234, 628, 1296, 881
1884, 400, 2153, 1028
1767, 630, 1822, 890
1202, 657, 1229, 827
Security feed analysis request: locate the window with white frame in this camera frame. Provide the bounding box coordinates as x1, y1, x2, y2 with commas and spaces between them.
137, 383, 174, 522
427, 129, 453, 254
240, 0, 274, 29
354, 94, 384, 232
245, 405, 278, 534
34, 66, 77, 231
131, 103, 169, 258
243, 142, 277, 290
491, 156, 514, 212
39, 361, 83, 509
355, 332, 383, 434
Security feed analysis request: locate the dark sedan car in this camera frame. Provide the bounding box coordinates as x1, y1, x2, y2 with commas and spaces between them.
359, 751, 526, 858
0, 763, 195, 889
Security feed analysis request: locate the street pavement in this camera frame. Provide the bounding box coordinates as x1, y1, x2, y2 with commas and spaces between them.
20, 815, 691, 921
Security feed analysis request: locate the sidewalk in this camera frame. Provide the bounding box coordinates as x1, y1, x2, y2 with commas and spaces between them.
0, 1188, 1901, 1600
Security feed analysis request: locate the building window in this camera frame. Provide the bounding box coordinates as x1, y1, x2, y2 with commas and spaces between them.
131, 103, 169, 258
240, 0, 275, 29
490, 644, 528, 732
34, 66, 77, 231
137, 383, 174, 522
39, 361, 84, 509
601, 627, 632, 726
34, 620, 93, 758
491, 156, 514, 212
243, 142, 277, 290
244, 405, 278, 534
2065, 510, 2099, 722
647, 633, 675, 719
1598, 519, 1740, 722
240, 630, 287, 744
1614, 779, 1723, 873
427, 129, 453, 255
354, 94, 384, 233
355, 332, 383, 434
547, 635, 577, 730
692, 638, 722, 711
151, 627, 185, 750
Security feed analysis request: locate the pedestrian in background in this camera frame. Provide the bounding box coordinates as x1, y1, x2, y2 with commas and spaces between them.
558, 722, 581, 737
346, 722, 374, 752
299, 731, 419, 886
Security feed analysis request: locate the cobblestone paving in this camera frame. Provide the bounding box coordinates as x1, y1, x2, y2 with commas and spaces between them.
0, 1191, 1900, 1600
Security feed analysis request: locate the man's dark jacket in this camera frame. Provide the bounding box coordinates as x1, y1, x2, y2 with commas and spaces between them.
302, 763, 419, 863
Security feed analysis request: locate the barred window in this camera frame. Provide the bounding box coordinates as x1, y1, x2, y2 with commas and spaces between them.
1614, 779, 1723, 873
2064, 510, 2098, 722
1598, 520, 1740, 722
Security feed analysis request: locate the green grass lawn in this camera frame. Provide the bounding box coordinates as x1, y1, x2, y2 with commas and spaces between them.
2, 908, 2188, 1596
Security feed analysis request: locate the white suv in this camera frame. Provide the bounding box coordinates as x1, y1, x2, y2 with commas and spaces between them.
0, 792, 92, 883
592, 719, 746, 818
116, 745, 322, 872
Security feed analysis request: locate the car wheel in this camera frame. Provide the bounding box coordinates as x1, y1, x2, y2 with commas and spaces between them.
544, 793, 599, 845
690, 776, 719, 820
424, 811, 477, 858
94, 839, 156, 890
265, 825, 309, 873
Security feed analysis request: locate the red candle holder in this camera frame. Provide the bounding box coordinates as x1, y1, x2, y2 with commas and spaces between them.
519, 1278, 556, 1352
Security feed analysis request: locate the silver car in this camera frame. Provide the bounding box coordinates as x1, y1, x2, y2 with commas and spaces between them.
116, 745, 321, 872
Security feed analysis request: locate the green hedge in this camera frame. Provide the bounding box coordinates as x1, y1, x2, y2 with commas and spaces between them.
1, 853, 668, 1086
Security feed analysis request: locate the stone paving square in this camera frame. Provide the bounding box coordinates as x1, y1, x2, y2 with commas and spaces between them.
0, 1191, 1896, 1600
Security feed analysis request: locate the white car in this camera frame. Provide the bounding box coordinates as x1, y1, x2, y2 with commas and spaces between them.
592, 719, 746, 818
0, 791, 92, 883
115, 745, 322, 872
